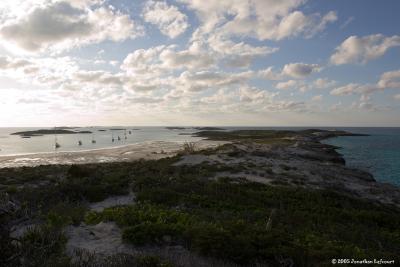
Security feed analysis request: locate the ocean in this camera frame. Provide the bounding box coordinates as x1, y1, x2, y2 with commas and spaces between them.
321, 127, 400, 186
0, 126, 399, 186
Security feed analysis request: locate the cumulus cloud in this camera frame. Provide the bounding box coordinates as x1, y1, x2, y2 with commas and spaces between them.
0, 1, 142, 53
143, 0, 189, 38
181, 0, 336, 41
206, 34, 279, 68
330, 83, 380, 96
312, 78, 336, 89
330, 34, 400, 65
311, 95, 323, 101
0, 55, 79, 85
121, 45, 168, 75
331, 69, 400, 97
160, 46, 216, 70
378, 69, 400, 89
258, 67, 283, 80
121, 44, 216, 76
276, 80, 298, 90
282, 63, 321, 78
73, 70, 123, 87
259, 63, 320, 82
0, 56, 33, 69
175, 70, 253, 92
239, 86, 275, 103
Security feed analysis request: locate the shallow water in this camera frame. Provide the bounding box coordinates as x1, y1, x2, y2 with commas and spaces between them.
0, 127, 202, 156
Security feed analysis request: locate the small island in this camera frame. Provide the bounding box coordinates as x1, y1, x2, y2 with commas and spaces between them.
11, 129, 92, 137
193, 127, 225, 131
166, 127, 187, 130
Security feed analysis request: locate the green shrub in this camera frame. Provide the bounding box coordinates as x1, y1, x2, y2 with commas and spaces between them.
67, 165, 91, 178
19, 225, 69, 267
123, 222, 179, 245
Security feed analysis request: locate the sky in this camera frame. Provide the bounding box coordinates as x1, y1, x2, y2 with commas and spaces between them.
0, 0, 400, 127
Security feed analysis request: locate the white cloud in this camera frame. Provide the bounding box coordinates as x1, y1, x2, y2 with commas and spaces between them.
207, 34, 279, 68
109, 60, 120, 67
282, 62, 321, 78
239, 86, 275, 103
73, 70, 123, 87
0, 56, 33, 69
170, 70, 253, 93
276, 80, 298, 90
330, 34, 400, 65
378, 69, 400, 89
311, 95, 323, 101
313, 78, 336, 89
121, 45, 168, 75
259, 63, 320, 81
181, 0, 336, 41
0, 1, 142, 53
160, 46, 215, 70
121, 44, 216, 75
330, 83, 380, 96
258, 67, 283, 80
331, 69, 400, 97
143, 0, 189, 38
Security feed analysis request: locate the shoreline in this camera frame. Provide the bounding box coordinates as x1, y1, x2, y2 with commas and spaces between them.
0, 140, 197, 157
0, 140, 227, 168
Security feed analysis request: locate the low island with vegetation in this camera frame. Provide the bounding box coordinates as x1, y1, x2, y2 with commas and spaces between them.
1, 129, 399, 267
11, 129, 92, 137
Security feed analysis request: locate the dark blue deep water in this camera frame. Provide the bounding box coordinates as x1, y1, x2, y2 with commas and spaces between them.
225, 127, 400, 186
321, 128, 400, 186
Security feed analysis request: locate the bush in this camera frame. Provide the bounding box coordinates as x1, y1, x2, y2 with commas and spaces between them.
67, 165, 91, 178
181, 142, 196, 154
46, 202, 87, 227
123, 222, 178, 245
18, 225, 69, 267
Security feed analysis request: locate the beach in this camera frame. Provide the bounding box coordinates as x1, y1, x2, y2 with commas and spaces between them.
0, 140, 226, 168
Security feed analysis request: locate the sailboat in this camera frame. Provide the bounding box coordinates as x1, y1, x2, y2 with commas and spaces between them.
124, 129, 127, 140
118, 136, 121, 141
54, 127, 61, 149
78, 140, 82, 146
91, 133, 96, 144
112, 132, 115, 142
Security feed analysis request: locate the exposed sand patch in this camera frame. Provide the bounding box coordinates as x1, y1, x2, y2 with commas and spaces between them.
0, 140, 227, 168
89, 193, 135, 212
66, 193, 137, 258
65, 222, 132, 257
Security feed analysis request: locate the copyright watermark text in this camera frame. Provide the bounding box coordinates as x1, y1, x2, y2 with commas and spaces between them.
331, 259, 395, 265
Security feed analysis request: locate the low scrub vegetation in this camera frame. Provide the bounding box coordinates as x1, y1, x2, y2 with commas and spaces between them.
1, 148, 400, 266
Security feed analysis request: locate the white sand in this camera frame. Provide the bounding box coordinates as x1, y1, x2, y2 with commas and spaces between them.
0, 140, 227, 168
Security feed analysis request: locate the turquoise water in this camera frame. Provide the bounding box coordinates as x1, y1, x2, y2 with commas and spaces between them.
322, 128, 400, 186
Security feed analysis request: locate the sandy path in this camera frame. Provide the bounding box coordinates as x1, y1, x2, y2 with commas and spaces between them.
0, 140, 226, 168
